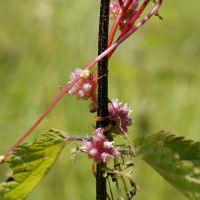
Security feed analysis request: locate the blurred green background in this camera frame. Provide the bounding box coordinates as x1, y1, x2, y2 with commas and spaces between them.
0, 0, 200, 199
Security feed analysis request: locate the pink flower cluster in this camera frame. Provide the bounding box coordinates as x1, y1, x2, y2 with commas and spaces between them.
82, 128, 120, 163
109, 99, 133, 134
68, 68, 97, 100
110, 0, 139, 30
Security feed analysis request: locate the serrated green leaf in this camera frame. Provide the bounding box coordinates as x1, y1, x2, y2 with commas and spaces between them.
135, 131, 200, 200
0, 129, 66, 200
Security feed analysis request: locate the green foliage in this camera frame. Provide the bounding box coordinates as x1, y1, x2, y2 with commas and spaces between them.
135, 131, 200, 200
0, 129, 66, 200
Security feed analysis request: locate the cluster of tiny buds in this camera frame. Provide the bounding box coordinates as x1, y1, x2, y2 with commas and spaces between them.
110, 0, 139, 30
81, 128, 120, 163
109, 99, 133, 134
68, 68, 97, 101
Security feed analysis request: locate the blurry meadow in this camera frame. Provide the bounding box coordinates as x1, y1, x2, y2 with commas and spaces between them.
0, 0, 200, 199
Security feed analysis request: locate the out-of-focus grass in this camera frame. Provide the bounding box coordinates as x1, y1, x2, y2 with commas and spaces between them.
0, 0, 200, 199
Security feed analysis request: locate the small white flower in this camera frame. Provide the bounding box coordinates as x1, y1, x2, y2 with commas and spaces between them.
78, 90, 84, 97
83, 83, 92, 92
89, 148, 98, 156
103, 141, 114, 149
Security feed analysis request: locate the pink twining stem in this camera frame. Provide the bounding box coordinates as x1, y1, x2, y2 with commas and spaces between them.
108, 0, 134, 47
121, 0, 150, 36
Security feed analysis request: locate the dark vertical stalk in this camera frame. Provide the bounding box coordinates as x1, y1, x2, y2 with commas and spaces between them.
96, 0, 110, 200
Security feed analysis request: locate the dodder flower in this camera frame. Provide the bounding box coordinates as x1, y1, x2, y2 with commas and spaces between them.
109, 99, 133, 134
81, 128, 120, 163
68, 68, 97, 101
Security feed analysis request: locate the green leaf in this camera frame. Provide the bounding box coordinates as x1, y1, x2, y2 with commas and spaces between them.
0, 129, 66, 200
135, 131, 200, 200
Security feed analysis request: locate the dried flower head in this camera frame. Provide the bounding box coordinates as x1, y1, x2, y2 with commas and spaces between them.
68, 68, 97, 101
109, 99, 133, 134
81, 128, 120, 163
